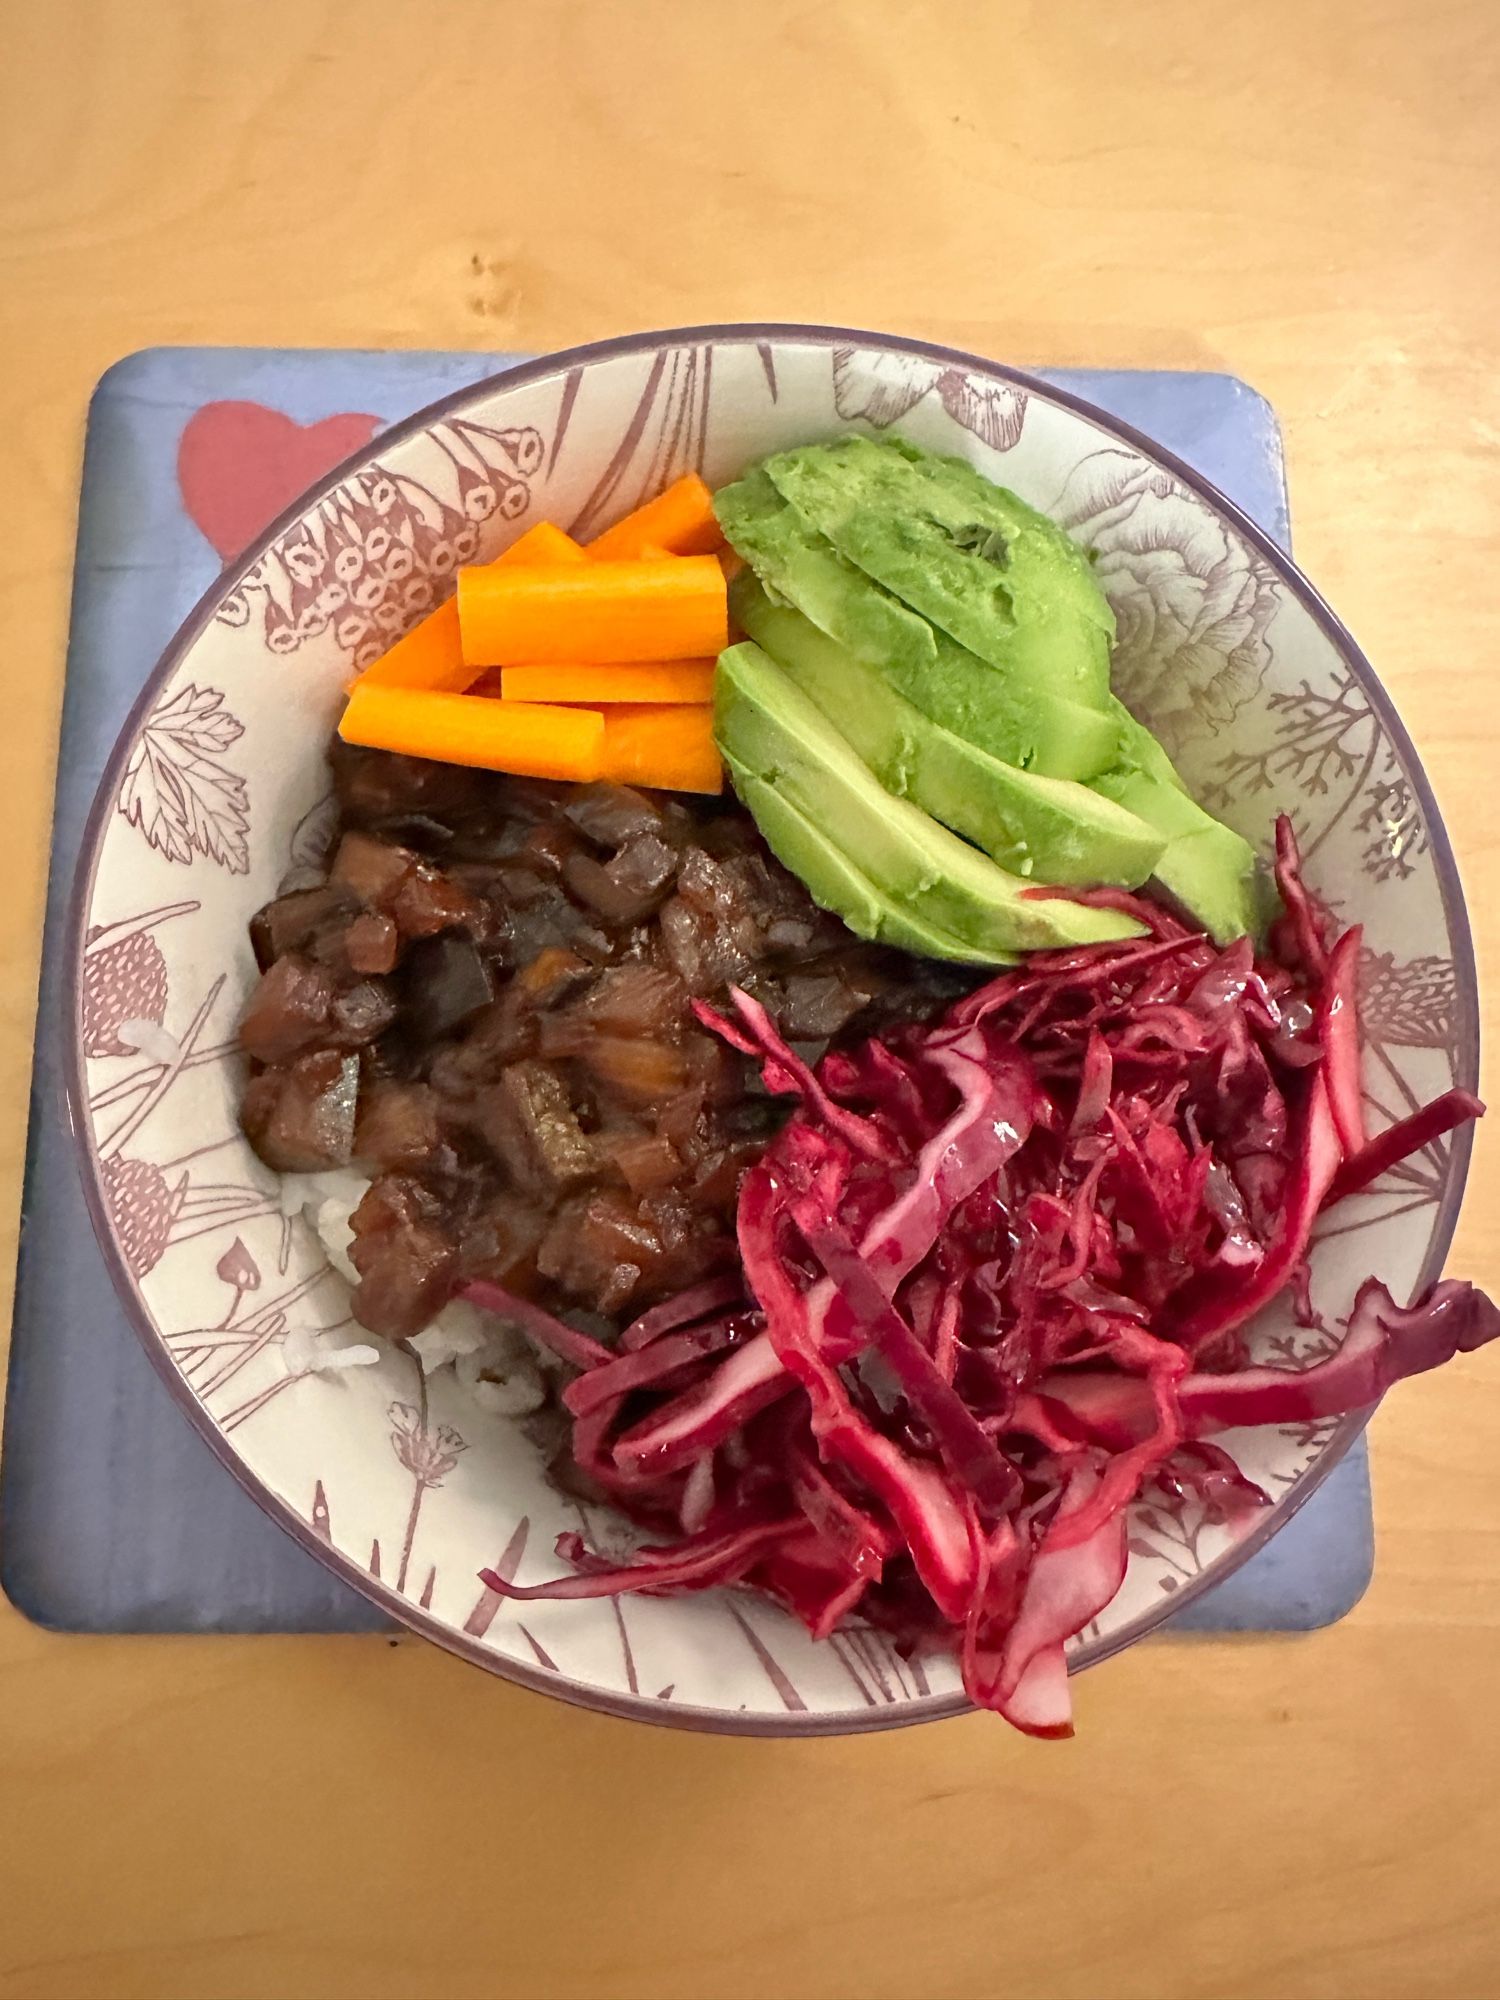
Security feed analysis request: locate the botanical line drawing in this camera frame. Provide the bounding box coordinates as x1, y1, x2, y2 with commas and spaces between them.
389, 1396, 468, 1596
117, 684, 250, 873
215, 418, 545, 670
81, 901, 198, 1058
463, 1516, 531, 1638
167, 1260, 336, 1428
563, 345, 717, 540
88, 968, 278, 1277
1202, 665, 1429, 878
832, 346, 1028, 452
1052, 448, 1279, 760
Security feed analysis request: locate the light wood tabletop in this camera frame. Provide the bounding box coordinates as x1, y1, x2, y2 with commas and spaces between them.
3, 4, 1499, 1997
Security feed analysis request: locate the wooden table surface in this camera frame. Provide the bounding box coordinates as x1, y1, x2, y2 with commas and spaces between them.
3, 4, 1499, 1996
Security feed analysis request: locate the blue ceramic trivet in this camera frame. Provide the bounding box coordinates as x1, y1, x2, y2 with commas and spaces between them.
1, 346, 1372, 1635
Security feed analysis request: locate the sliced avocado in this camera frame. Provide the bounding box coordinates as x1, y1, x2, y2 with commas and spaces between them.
716, 444, 1256, 945
716, 467, 939, 682
719, 488, 1120, 781
715, 644, 1143, 960
880, 434, 1114, 641
1153, 826, 1261, 945
761, 436, 1115, 707
1091, 760, 1257, 943
1087, 699, 1257, 937
1108, 698, 1188, 794
724, 760, 999, 964
733, 579, 1166, 888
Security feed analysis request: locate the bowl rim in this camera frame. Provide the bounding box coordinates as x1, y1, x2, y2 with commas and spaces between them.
65, 320, 1480, 1735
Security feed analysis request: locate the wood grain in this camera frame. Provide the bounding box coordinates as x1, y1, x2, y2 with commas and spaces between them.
2, 3, 1498, 1996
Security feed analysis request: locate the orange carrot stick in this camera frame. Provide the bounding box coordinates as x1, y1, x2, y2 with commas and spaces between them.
351, 599, 475, 694
498, 659, 717, 705
492, 520, 588, 567
458, 556, 728, 666
586, 474, 724, 561
352, 522, 585, 692
596, 704, 722, 795
339, 682, 604, 782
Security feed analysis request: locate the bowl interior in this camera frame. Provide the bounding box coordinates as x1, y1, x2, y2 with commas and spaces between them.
71, 327, 1476, 1730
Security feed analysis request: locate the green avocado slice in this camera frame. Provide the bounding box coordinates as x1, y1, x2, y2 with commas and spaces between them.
733, 579, 1166, 889
1092, 758, 1259, 944
761, 436, 1115, 707
873, 433, 1115, 642
723, 759, 1001, 965
716, 441, 1259, 947
714, 644, 1143, 961
716, 476, 1120, 781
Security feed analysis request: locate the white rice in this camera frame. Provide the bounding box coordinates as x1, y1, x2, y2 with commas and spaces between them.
118, 1018, 183, 1067
281, 1324, 381, 1376
287, 1172, 547, 1417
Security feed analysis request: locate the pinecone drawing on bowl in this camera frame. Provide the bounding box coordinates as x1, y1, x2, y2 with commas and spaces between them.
100, 1155, 187, 1277
83, 926, 168, 1057
80, 903, 197, 1058
82, 932, 284, 1284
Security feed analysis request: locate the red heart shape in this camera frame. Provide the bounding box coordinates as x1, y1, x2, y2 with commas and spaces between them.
178, 401, 383, 562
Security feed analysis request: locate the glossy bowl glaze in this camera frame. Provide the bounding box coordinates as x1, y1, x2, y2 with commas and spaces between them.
70, 325, 1477, 1731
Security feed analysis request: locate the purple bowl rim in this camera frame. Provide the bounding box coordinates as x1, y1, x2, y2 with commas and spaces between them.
64, 320, 1479, 1737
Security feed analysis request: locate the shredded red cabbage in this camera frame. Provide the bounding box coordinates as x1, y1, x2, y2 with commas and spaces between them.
460, 1279, 614, 1372
473, 818, 1494, 1737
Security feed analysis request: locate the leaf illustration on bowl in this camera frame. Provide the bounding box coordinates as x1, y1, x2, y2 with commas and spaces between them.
1126, 1493, 1217, 1590
831, 346, 1027, 452
1356, 773, 1427, 883
117, 682, 250, 872
1051, 448, 1279, 759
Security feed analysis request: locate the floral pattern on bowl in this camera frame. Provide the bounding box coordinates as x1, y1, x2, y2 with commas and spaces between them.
69, 326, 1477, 1732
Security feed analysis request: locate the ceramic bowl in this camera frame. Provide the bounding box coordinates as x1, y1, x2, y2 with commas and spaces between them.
70, 324, 1477, 1732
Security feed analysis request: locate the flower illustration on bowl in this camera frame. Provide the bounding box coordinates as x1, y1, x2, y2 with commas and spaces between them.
831, 346, 1028, 453
1051, 448, 1280, 758
389, 1402, 469, 1596
389, 1401, 468, 1485
82, 917, 173, 1059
